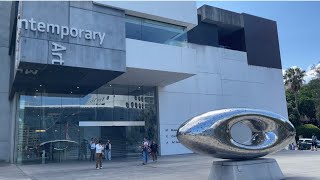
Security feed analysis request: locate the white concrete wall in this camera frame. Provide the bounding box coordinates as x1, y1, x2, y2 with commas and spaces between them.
93, 1, 197, 30
126, 39, 197, 74
110, 39, 197, 86
158, 43, 288, 155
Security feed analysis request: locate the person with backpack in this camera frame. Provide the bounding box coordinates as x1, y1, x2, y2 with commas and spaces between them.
150, 141, 158, 162
105, 140, 111, 160
312, 134, 318, 151
89, 138, 96, 161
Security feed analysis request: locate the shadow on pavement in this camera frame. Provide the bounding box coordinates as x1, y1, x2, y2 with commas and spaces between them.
285, 177, 318, 180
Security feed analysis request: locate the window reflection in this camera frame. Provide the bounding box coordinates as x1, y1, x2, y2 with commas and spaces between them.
125, 15, 187, 47
17, 85, 158, 164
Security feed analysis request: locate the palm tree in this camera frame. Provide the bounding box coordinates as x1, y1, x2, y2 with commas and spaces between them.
283, 67, 306, 111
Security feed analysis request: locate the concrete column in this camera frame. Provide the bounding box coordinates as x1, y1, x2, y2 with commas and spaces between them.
0, 1, 13, 162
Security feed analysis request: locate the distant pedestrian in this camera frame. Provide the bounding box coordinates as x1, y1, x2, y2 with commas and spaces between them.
89, 138, 96, 161
312, 134, 318, 151
105, 140, 111, 160
80, 139, 87, 160
150, 141, 158, 162
95, 140, 104, 169
142, 138, 149, 165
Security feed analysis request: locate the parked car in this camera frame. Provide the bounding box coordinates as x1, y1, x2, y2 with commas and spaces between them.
297, 138, 320, 150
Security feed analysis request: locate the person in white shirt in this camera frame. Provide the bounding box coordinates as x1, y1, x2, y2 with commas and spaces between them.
89, 138, 96, 161
95, 140, 104, 169
142, 138, 149, 165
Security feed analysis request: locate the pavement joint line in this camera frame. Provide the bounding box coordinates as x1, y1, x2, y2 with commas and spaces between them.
16, 165, 38, 180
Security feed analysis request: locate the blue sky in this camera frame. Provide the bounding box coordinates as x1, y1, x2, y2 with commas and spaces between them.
196, 1, 320, 71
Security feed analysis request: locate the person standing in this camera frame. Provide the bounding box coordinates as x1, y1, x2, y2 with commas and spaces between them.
150, 141, 158, 162
105, 140, 111, 160
80, 139, 87, 160
312, 134, 318, 151
89, 138, 96, 161
95, 140, 104, 169
142, 138, 149, 165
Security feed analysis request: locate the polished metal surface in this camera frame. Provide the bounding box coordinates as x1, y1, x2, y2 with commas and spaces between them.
177, 108, 295, 159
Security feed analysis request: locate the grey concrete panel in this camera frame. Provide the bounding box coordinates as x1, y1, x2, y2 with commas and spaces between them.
209, 158, 284, 180
198, 5, 243, 27
69, 7, 125, 50
70, 1, 124, 17
20, 37, 48, 65
0, 93, 10, 142
20, 1, 69, 43
0, 47, 10, 93
48, 41, 125, 72
0, 1, 12, 47
0, 142, 9, 161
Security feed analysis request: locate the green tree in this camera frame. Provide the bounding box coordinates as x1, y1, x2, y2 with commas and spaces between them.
298, 98, 316, 119
307, 79, 320, 122
283, 67, 306, 115
286, 90, 300, 126
296, 124, 320, 140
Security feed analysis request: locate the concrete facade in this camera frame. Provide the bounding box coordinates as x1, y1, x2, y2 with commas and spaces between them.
0, 2, 287, 163
0, 1, 13, 162
157, 44, 287, 155
94, 1, 198, 30
13, 1, 126, 95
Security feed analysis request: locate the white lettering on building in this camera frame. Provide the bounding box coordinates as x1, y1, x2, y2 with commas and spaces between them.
17, 68, 38, 75
18, 18, 106, 45
51, 42, 66, 65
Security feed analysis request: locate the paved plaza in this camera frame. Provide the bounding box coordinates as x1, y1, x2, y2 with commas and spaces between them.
0, 150, 320, 180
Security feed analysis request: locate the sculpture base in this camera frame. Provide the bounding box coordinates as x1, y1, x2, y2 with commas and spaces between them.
208, 158, 284, 180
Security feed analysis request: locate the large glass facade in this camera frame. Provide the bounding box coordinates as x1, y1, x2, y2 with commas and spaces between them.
16, 84, 158, 164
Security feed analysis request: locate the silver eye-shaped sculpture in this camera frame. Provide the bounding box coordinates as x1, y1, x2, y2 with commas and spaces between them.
177, 108, 295, 159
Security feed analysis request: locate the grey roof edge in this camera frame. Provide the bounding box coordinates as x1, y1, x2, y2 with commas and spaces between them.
197, 5, 244, 27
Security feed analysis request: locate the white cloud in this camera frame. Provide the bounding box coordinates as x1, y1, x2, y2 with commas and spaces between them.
304, 63, 320, 83
282, 63, 320, 84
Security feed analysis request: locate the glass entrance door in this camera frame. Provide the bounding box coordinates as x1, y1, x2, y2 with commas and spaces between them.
16, 84, 158, 164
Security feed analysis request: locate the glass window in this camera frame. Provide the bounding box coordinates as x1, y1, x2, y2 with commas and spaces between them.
16, 85, 158, 163
113, 86, 129, 121
79, 91, 97, 122
125, 15, 187, 47
129, 86, 143, 121
17, 94, 42, 164
96, 86, 113, 121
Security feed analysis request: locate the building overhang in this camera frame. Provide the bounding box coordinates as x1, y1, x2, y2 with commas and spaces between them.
9, 1, 127, 98
109, 67, 194, 87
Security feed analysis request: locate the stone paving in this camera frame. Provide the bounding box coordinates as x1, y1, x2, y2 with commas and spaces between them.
1, 150, 320, 180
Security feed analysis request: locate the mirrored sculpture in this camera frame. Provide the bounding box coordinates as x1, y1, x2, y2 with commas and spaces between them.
177, 108, 295, 159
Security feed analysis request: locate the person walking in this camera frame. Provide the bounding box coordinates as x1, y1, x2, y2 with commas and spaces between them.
95, 140, 104, 169
150, 141, 158, 162
312, 134, 318, 151
89, 138, 96, 161
105, 140, 111, 160
142, 138, 149, 165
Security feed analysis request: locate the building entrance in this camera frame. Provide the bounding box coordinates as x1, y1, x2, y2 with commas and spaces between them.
16, 85, 158, 164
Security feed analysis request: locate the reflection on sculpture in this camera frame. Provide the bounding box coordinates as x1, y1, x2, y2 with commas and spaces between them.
177, 108, 296, 159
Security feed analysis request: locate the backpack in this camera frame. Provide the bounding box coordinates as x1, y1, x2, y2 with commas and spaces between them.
312, 136, 317, 142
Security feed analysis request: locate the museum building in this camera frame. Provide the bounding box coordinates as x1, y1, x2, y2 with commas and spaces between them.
0, 1, 287, 164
